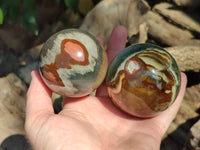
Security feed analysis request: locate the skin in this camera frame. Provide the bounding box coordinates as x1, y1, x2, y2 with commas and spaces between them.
25, 26, 187, 150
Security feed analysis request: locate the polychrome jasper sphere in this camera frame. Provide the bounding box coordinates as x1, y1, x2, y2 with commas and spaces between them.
39, 29, 108, 97
106, 43, 181, 118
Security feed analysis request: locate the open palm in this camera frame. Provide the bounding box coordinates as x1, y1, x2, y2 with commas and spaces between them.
25, 26, 187, 150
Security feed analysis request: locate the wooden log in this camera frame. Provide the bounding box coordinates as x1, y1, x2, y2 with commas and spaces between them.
128, 22, 149, 44
80, 0, 150, 45
164, 85, 200, 137
145, 11, 194, 46
138, 22, 149, 43
19, 44, 43, 66
188, 120, 200, 149
162, 84, 200, 148
183, 84, 200, 111
153, 2, 200, 33
0, 74, 27, 143
18, 62, 39, 84
172, 0, 200, 7
165, 45, 200, 72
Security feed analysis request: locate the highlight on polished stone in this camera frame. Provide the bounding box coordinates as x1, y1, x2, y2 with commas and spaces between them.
106, 43, 181, 118
39, 29, 108, 97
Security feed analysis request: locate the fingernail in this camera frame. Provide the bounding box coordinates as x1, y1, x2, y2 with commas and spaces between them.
113, 25, 128, 36
31, 70, 39, 79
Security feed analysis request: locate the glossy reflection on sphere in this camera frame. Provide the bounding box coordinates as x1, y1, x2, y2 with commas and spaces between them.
39, 29, 108, 97
106, 43, 181, 118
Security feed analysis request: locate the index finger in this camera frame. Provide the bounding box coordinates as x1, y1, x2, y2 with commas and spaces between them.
96, 26, 128, 97
106, 25, 128, 64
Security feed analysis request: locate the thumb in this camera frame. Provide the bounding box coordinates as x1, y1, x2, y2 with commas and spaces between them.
26, 70, 54, 129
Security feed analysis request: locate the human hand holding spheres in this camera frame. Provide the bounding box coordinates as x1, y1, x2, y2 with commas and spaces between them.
106, 43, 181, 118
39, 29, 181, 118
39, 29, 108, 97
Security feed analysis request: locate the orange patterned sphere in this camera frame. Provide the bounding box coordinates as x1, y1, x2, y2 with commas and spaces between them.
39, 29, 108, 97
106, 44, 181, 118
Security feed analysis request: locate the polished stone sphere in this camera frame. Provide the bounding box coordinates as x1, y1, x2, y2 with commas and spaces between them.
39, 29, 108, 97
106, 43, 181, 118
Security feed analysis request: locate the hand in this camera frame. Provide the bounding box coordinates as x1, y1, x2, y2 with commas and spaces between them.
25, 26, 187, 150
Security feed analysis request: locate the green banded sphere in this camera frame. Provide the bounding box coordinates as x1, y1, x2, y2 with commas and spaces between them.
106, 43, 181, 118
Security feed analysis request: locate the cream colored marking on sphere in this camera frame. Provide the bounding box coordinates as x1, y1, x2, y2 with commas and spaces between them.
126, 60, 140, 75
